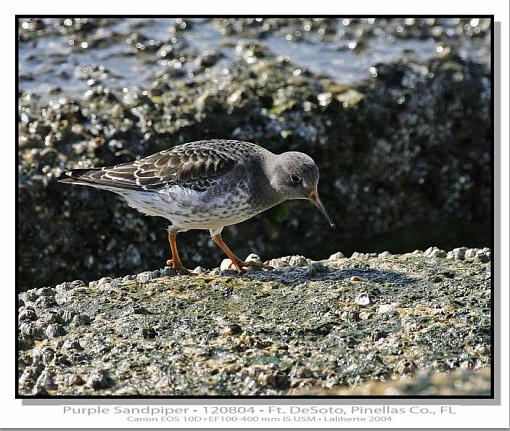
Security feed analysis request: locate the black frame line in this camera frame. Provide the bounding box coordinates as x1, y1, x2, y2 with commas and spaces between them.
15, 14, 495, 401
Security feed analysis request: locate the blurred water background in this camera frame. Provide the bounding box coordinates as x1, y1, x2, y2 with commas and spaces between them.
18, 18, 492, 290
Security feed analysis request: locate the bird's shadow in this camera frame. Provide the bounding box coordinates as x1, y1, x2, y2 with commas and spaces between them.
239, 264, 416, 285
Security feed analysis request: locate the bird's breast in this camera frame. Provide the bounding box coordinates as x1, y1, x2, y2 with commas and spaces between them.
155, 180, 258, 228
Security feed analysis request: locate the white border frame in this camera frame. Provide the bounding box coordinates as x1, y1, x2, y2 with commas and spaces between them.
2, 0, 508, 428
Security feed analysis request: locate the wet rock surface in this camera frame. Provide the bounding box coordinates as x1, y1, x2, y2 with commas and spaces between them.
18, 17, 491, 291
18, 249, 491, 396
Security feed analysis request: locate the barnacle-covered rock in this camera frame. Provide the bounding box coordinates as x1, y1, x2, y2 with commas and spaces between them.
17, 251, 491, 396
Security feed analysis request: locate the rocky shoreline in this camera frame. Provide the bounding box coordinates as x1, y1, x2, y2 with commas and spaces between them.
18, 247, 491, 396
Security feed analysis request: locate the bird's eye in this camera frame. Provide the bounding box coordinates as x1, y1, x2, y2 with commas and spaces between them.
290, 174, 302, 184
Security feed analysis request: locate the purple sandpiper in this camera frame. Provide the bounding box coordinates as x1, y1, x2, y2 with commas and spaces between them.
59, 139, 335, 274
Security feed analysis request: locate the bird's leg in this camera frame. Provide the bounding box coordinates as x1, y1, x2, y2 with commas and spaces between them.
166, 231, 194, 275
211, 233, 273, 272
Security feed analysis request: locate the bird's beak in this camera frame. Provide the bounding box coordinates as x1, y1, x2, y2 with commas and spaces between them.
308, 188, 336, 229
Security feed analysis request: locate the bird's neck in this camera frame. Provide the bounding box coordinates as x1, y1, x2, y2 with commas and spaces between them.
248, 153, 286, 210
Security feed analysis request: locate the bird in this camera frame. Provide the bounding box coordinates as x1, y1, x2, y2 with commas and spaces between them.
59, 139, 335, 274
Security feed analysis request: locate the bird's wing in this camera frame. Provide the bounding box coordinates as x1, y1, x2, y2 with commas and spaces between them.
62, 142, 239, 191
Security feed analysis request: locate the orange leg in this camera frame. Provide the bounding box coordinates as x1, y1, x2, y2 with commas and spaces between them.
212, 233, 273, 273
166, 231, 194, 275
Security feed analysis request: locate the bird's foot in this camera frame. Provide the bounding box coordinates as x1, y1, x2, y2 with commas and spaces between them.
228, 258, 274, 273
166, 259, 196, 276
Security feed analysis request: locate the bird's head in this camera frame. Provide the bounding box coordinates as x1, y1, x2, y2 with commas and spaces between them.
268, 151, 335, 229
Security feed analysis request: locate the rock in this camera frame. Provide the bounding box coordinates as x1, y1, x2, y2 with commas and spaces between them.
475, 249, 491, 263
337, 89, 364, 106
58, 309, 76, 323
359, 311, 373, 320
69, 374, 85, 386
97, 277, 112, 287
355, 293, 370, 306
288, 255, 309, 267
36, 287, 55, 297
306, 262, 329, 275
19, 366, 39, 387
460, 359, 474, 369
160, 266, 176, 277
377, 304, 395, 314
43, 312, 62, 324
452, 247, 467, 260
19, 321, 45, 341
223, 324, 243, 336
474, 345, 490, 356
86, 280, 98, 290
424, 246, 447, 258
34, 295, 57, 308
18, 308, 37, 322
475, 254, 490, 263
195, 50, 222, 67
220, 259, 234, 271
341, 310, 360, 322
267, 258, 289, 268
16, 249, 492, 396
45, 323, 66, 338
86, 369, 113, 390
245, 253, 262, 264
397, 360, 418, 374
372, 330, 388, 341
136, 271, 153, 283
55, 282, 73, 294
192, 266, 207, 274
465, 248, 478, 259
317, 92, 332, 107
350, 276, 362, 282
35, 369, 57, 390
71, 313, 91, 326
32, 346, 56, 366
62, 339, 83, 351
328, 251, 345, 260
138, 327, 157, 339
351, 252, 371, 259
130, 305, 152, 315
32, 385, 49, 396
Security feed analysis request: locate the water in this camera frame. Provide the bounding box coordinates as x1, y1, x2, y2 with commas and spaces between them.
19, 18, 491, 98
264, 35, 436, 81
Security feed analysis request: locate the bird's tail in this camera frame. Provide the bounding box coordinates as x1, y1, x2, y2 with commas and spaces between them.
58, 168, 141, 191
58, 168, 103, 186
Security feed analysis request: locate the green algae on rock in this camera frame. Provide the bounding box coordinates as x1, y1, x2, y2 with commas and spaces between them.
18, 249, 491, 396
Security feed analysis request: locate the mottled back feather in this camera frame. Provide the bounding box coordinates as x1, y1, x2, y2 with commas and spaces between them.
61, 140, 252, 192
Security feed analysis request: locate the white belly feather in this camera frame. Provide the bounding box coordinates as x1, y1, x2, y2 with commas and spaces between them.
115, 183, 257, 231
